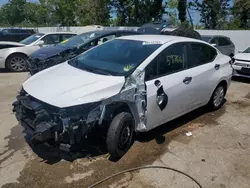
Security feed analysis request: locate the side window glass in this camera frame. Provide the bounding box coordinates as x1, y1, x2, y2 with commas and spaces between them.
158, 44, 186, 76
97, 35, 116, 45
61, 34, 74, 42
187, 43, 217, 68
210, 37, 218, 45
218, 37, 231, 46
145, 44, 186, 81
1, 29, 9, 34
42, 34, 60, 45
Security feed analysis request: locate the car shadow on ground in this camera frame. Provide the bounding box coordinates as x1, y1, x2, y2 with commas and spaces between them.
26, 103, 224, 164
232, 76, 250, 84
0, 68, 8, 73
0, 68, 28, 73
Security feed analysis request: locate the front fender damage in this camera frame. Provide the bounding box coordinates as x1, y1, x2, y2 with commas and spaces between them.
97, 69, 147, 132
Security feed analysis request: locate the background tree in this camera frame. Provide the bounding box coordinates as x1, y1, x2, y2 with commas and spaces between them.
77, 0, 111, 25
177, 0, 187, 23
111, 0, 164, 26
233, 0, 250, 29
0, 0, 26, 26
165, 0, 179, 26
191, 0, 230, 29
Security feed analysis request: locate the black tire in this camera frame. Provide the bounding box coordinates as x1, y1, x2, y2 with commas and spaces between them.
6, 54, 27, 72
207, 84, 226, 111
106, 112, 135, 161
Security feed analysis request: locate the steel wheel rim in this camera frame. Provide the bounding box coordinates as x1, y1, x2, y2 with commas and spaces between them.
10, 57, 26, 71
213, 86, 224, 107
118, 121, 131, 149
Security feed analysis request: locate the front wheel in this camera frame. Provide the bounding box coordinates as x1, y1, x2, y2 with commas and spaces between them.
207, 85, 226, 110
6, 54, 27, 72
106, 112, 135, 161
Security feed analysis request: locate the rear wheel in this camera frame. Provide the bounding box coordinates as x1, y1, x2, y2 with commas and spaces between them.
6, 54, 27, 72
208, 84, 226, 110
106, 112, 135, 161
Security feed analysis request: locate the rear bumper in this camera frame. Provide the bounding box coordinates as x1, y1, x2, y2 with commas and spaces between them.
232, 68, 250, 79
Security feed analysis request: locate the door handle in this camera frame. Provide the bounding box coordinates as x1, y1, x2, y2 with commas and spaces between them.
214, 64, 220, 70
183, 77, 192, 84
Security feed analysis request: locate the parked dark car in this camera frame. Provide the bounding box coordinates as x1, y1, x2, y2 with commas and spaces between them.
27, 30, 142, 75
0, 28, 36, 42
201, 35, 235, 57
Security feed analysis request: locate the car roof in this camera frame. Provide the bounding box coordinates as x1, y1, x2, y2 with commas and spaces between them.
118, 34, 202, 43
201, 35, 230, 39
79, 29, 138, 36
43, 32, 77, 35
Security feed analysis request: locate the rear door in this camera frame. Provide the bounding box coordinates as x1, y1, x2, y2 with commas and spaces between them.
185, 42, 220, 107
145, 43, 195, 129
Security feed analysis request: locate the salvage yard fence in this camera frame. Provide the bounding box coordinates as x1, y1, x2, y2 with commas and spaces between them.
1, 25, 250, 53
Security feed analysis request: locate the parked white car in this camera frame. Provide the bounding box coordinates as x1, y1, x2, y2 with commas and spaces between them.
232, 47, 250, 78
13, 35, 233, 160
0, 32, 76, 72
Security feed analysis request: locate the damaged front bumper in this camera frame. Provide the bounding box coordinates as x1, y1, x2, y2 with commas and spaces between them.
12, 89, 101, 151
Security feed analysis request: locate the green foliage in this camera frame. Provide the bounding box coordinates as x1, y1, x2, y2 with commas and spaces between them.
0, 0, 26, 26
233, 0, 250, 29
191, 0, 230, 29
165, 0, 179, 26
110, 0, 164, 26
77, 0, 111, 26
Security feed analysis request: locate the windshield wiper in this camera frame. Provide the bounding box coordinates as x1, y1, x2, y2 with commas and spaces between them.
82, 66, 111, 76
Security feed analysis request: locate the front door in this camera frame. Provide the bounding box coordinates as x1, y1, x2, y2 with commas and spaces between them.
145, 43, 194, 130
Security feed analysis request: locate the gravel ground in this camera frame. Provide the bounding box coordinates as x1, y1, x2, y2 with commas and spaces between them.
0, 72, 249, 188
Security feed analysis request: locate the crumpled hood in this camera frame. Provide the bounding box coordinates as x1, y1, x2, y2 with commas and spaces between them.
30, 45, 71, 60
234, 53, 250, 61
23, 63, 125, 108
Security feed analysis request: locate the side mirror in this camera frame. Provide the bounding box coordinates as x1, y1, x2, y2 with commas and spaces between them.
36, 40, 44, 46
211, 43, 217, 47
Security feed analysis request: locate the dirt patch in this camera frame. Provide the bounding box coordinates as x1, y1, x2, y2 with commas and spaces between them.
229, 100, 250, 108
245, 92, 250, 99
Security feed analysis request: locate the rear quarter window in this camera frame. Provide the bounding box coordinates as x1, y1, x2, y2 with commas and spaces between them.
187, 42, 217, 68
218, 37, 232, 46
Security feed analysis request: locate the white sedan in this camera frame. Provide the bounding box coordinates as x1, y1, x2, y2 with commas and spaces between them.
13, 35, 233, 160
232, 47, 250, 78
